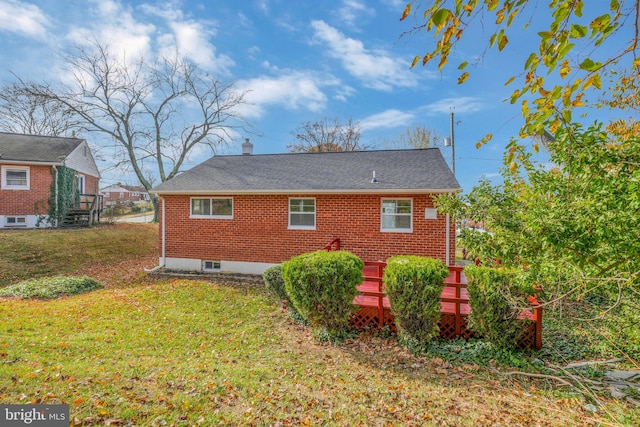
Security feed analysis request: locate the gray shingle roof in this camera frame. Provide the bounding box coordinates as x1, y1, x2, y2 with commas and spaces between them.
151, 148, 460, 194
0, 132, 84, 163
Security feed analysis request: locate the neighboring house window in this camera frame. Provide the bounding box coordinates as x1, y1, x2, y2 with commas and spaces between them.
289, 198, 316, 230
6, 216, 27, 227
104, 192, 110, 198
1, 166, 29, 190
76, 175, 85, 194
191, 197, 233, 218
119, 192, 124, 198
381, 199, 413, 232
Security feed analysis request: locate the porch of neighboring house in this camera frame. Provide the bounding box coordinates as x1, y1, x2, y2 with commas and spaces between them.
324, 239, 543, 350
59, 194, 104, 228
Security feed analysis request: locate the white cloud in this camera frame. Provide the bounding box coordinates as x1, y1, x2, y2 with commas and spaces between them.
310, 20, 418, 91
360, 109, 415, 131
139, 3, 234, 74
424, 97, 484, 115
238, 70, 334, 118
337, 0, 372, 29
0, 0, 49, 38
66, 0, 154, 61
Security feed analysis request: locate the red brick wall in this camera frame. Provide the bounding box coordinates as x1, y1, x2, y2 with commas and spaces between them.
0, 164, 53, 215
160, 193, 456, 265
0, 164, 100, 215
85, 175, 100, 195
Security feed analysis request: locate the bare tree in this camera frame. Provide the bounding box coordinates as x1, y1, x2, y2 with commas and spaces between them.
287, 117, 370, 152
380, 125, 441, 150
22, 40, 250, 218
0, 81, 80, 136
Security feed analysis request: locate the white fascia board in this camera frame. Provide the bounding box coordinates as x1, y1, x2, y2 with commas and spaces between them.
150, 188, 461, 195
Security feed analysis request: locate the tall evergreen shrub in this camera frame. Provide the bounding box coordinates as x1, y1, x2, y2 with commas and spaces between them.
383, 256, 449, 347
464, 265, 534, 349
282, 250, 363, 337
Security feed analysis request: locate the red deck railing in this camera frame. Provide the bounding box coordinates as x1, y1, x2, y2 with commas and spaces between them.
320, 238, 542, 349
351, 261, 543, 350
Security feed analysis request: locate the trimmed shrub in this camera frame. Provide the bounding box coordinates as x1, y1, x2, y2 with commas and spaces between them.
282, 250, 363, 337
464, 265, 534, 349
263, 265, 287, 301
263, 264, 303, 321
383, 256, 449, 348
0, 275, 103, 299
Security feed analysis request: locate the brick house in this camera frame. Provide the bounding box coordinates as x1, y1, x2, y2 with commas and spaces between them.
101, 184, 150, 206
150, 141, 460, 274
0, 133, 101, 228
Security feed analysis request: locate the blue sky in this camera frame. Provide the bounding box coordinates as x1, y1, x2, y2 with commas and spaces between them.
0, 0, 626, 191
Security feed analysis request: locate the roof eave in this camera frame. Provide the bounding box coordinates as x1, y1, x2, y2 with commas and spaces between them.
0, 160, 64, 166
150, 187, 461, 195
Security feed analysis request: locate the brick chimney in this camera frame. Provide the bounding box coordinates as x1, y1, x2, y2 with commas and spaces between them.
242, 138, 253, 155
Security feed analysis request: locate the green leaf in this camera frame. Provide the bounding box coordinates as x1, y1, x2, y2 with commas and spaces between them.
524, 52, 538, 70
579, 58, 601, 71
431, 8, 450, 27
458, 61, 469, 70
569, 24, 588, 38
610, 0, 620, 11
497, 30, 509, 51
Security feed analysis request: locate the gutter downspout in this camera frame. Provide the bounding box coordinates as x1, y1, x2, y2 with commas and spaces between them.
445, 213, 451, 266
144, 196, 166, 272
52, 165, 59, 227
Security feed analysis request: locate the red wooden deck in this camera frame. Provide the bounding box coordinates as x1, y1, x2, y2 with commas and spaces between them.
350, 262, 543, 350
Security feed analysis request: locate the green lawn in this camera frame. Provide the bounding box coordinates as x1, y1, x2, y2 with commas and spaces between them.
0, 225, 637, 425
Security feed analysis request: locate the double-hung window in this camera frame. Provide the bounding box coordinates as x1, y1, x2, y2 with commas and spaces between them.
381, 199, 413, 232
289, 198, 315, 229
191, 197, 233, 218
1, 166, 29, 190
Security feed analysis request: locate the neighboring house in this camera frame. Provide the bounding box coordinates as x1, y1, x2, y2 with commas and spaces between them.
101, 184, 150, 206
0, 133, 101, 228
150, 141, 460, 275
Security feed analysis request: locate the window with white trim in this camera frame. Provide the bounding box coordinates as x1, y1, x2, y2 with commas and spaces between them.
6, 216, 27, 227
191, 197, 233, 218
1, 166, 29, 190
289, 198, 316, 229
381, 199, 413, 232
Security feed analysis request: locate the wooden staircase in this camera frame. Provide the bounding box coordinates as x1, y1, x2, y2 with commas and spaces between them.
59, 194, 103, 228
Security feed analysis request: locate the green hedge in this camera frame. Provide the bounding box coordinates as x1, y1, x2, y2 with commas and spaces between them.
263, 264, 303, 321
282, 250, 363, 337
464, 265, 534, 349
383, 256, 449, 347
0, 275, 103, 299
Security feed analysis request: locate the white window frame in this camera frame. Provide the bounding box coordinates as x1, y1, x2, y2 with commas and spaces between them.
1, 166, 30, 190
6, 216, 27, 227
381, 198, 413, 233
190, 197, 234, 219
288, 197, 316, 230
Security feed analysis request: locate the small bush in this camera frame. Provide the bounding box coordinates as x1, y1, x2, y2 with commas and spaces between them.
282, 250, 363, 337
383, 256, 449, 348
464, 265, 534, 349
263, 265, 287, 300
0, 275, 103, 299
263, 265, 303, 321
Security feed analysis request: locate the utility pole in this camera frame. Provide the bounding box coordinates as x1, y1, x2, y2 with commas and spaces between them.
450, 111, 455, 175
444, 111, 455, 175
